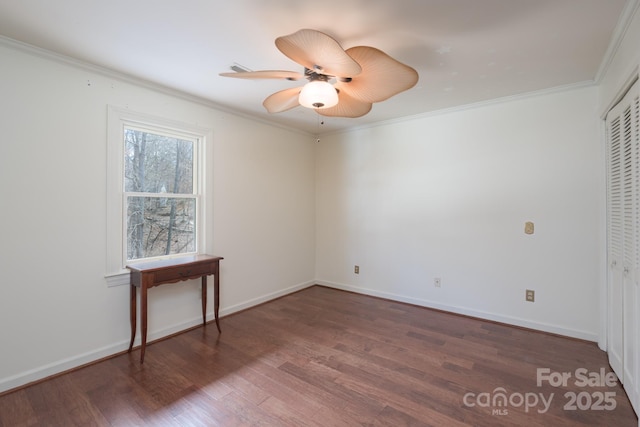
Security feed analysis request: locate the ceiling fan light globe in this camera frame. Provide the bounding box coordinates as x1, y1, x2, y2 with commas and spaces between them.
299, 81, 338, 109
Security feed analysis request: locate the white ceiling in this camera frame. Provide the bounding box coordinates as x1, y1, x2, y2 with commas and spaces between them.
0, 0, 632, 134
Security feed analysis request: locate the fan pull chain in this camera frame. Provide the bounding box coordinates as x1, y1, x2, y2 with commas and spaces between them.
316, 110, 326, 132
315, 110, 323, 142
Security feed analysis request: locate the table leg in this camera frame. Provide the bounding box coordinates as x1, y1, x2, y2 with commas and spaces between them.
201, 276, 207, 325
128, 284, 136, 351
214, 268, 221, 333
140, 280, 148, 364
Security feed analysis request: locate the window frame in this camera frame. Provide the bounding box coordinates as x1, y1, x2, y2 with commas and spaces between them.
106, 106, 212, 286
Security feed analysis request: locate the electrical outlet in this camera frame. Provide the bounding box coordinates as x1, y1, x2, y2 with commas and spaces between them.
354, 265, 359, 274
434, 277, 441, 287
526, 289, 535, 302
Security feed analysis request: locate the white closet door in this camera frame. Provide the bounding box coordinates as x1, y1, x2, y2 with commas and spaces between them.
607, 99, 625, 380
606, 78, 639, 415
627, 83, 639, 415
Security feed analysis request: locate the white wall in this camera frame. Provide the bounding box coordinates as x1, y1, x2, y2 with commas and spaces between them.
0, 41, 316, 392
316, 86, 603, 341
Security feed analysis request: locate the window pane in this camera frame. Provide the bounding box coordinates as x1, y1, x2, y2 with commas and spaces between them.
124, 128, 194, 194
126, 196, 196, 261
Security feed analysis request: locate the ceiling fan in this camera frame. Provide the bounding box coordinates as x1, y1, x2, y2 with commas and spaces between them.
219, 29, 419, 118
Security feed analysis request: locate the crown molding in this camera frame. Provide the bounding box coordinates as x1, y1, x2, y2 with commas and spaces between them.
595, 0, 640, 84
0, 35, 313, 137
320, 80, 597, 137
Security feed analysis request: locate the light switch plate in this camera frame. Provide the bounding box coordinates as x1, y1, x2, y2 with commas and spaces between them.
525, 221, 534, 235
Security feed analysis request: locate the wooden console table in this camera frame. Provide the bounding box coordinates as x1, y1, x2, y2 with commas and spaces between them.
126, 254, 223, 363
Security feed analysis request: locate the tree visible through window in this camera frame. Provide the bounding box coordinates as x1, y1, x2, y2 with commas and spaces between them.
124, 126, 197, 261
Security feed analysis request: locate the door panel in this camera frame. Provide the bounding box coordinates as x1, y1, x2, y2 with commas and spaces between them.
607, 103, 624, 380
606, 78, 639, 416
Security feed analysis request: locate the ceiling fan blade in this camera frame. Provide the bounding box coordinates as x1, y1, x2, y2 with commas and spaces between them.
317, 91, 372, 118
336, 46, 419, 103
263, 87, 302, 113
219, 70, 304, 80
275, 29, 362, 78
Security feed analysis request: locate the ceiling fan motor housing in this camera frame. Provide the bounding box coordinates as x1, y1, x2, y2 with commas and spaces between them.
305, 68, 333, 82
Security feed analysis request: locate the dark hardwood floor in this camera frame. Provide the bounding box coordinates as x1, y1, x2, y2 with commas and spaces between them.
0, 285, 637, 426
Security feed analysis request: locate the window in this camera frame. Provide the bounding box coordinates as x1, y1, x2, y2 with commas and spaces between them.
124, 126, 197, 260
106, 107, 212, 286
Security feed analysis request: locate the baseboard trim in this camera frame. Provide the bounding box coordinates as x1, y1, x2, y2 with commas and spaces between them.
0, 280, 316, 395
0, 341, 128, 396
316, 280, 599, 343
218, 280, 315, 317
1, 278, 597, 395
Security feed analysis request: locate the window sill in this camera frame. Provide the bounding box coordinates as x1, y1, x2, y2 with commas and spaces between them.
105, 272, 130, 287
